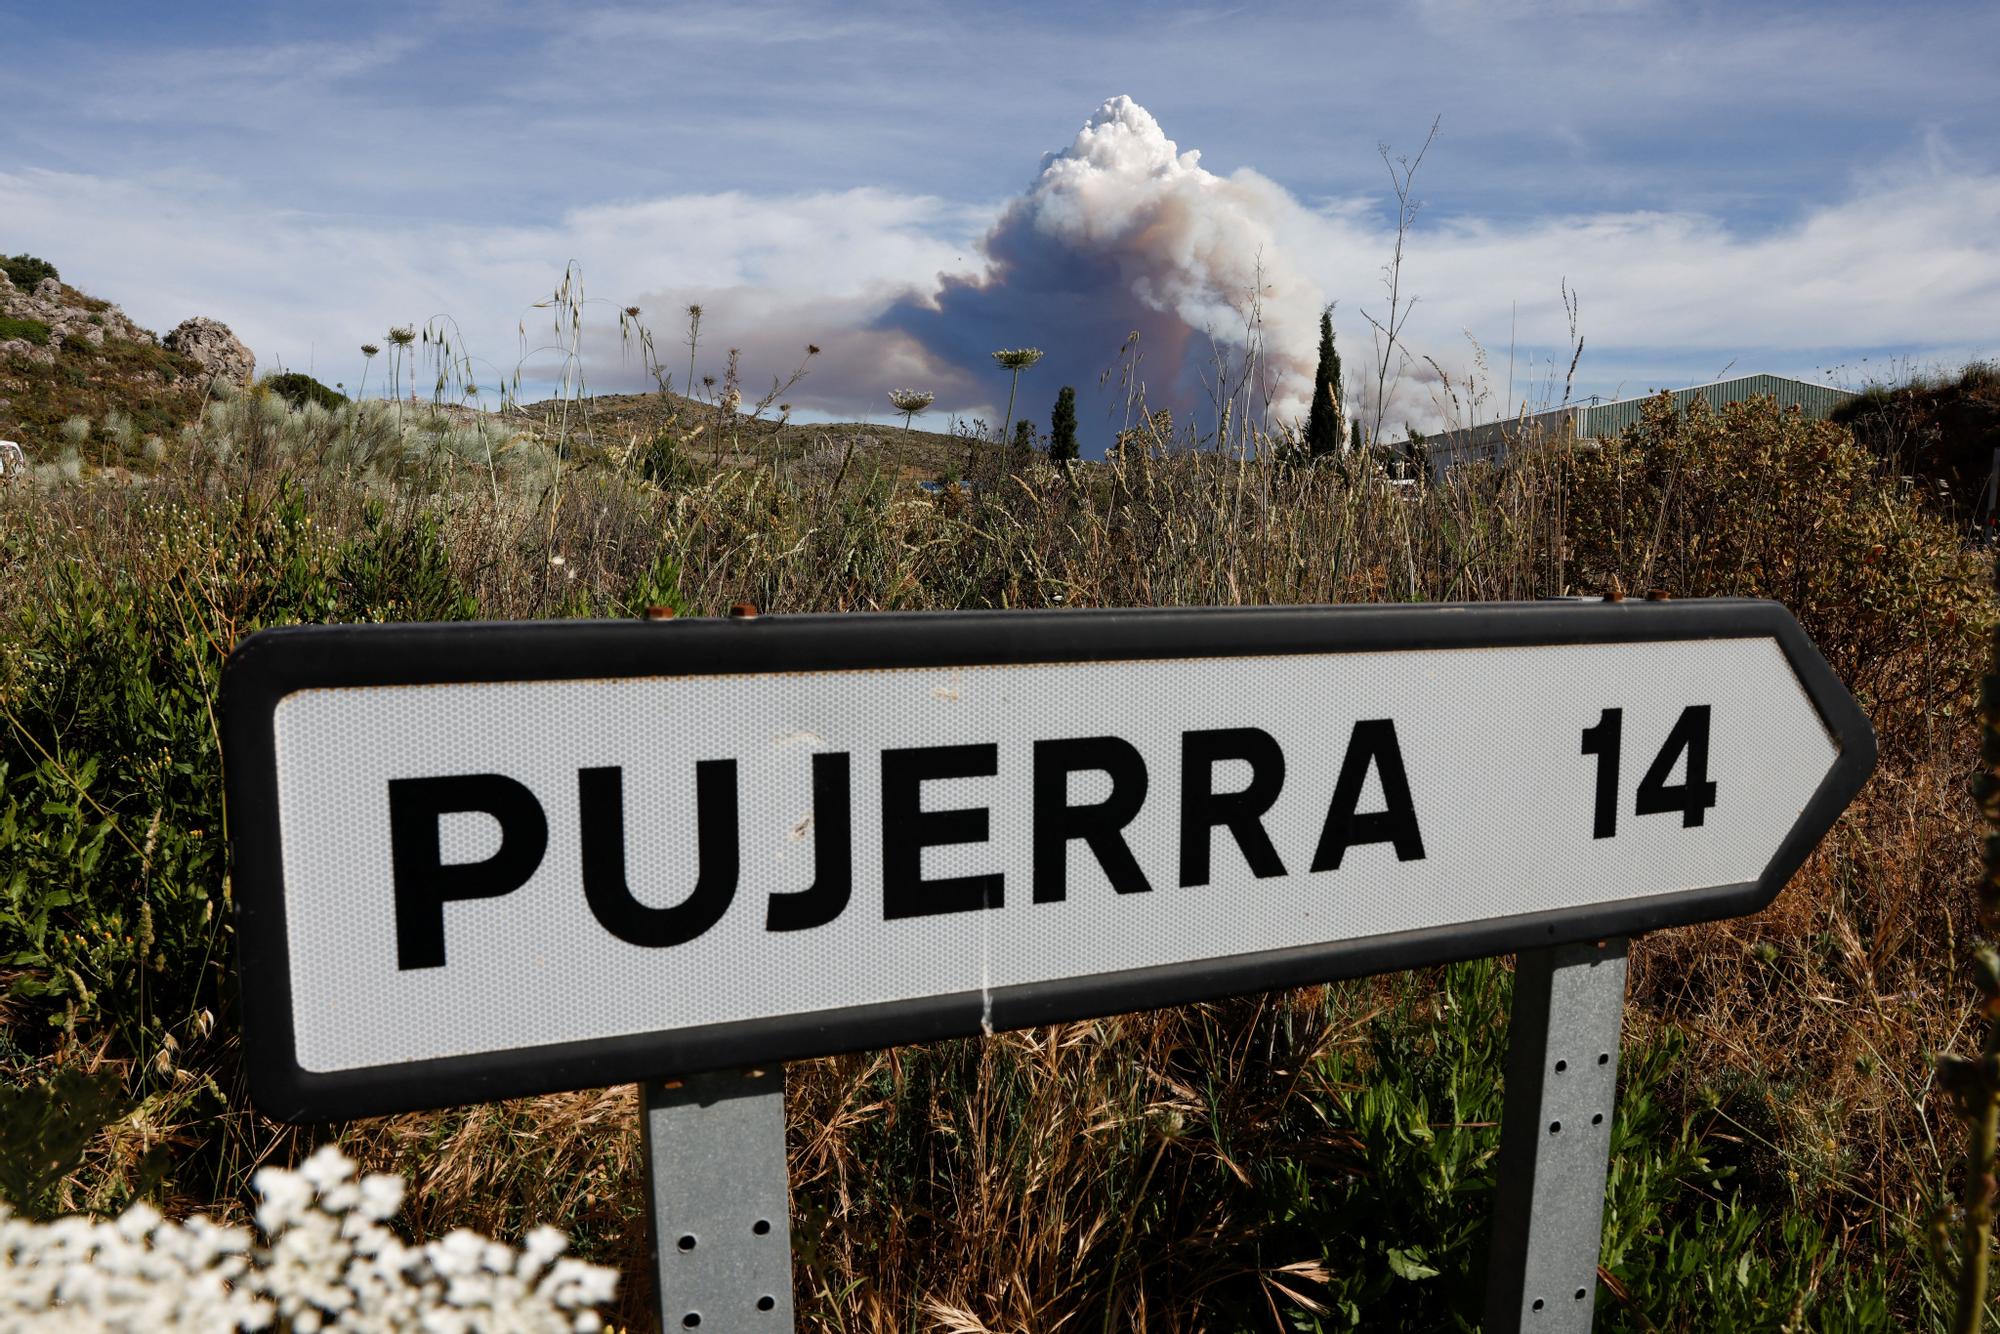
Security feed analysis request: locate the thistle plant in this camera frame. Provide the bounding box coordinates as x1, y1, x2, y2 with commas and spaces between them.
683, 304, 703, 401
991, 347, 1044, 450
358, 344, 380, 400
888, 388, 935, 433
720, 348, 743, 418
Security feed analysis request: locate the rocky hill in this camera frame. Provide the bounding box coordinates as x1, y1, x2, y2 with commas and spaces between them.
0, 256, 990, 486
0, 258, 253, 460
0, 252, 1084, 493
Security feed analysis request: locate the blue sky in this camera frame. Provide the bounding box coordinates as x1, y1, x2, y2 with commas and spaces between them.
4, 0, 1996, 436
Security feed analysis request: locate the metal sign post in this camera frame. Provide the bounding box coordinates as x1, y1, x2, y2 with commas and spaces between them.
220, 600, 1872, 1325
1486, 937, 1629, 1331
642, 1067, 794, 1331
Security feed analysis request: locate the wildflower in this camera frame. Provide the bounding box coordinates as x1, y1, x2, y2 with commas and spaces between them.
0, 1150, 618, 1329
888, 388, 935, 433
989, 347, 1044, 449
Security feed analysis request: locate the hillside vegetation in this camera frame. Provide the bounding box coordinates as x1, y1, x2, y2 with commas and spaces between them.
1834, 361, 2000, 524
0, 264, 209, 456
0, 274, 1993, 1328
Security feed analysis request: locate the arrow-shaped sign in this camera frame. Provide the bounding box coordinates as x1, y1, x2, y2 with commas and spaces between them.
222, 599, 1872, 1122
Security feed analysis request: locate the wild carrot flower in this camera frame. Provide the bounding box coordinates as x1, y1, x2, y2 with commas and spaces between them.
888, 388, 935, 433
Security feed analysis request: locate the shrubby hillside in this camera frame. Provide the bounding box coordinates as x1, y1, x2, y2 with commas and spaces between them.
0, 262, 1993, 1328
0, 259, 243, 462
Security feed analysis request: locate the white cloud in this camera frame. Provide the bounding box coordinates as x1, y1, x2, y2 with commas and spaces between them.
2, 126, 1993, 438
0, 167, 993, 408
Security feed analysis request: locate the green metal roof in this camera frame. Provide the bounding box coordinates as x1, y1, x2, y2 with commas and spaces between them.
1422, 374, 1857, 476
1571, 374, 1856, 438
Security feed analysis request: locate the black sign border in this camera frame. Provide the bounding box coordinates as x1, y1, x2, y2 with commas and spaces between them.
222, 599, 1874, 1123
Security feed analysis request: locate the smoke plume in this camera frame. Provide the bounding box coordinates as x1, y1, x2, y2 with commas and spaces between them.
878, 96, 1328, 447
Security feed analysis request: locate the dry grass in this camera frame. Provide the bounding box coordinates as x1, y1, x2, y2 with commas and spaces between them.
0, 386, 1986, 1328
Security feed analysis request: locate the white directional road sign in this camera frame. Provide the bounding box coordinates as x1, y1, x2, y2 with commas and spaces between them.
223, 600, 1872, 1121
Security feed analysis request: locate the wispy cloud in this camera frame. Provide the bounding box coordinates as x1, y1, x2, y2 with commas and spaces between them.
2, 3, 1994, 442
4, 101, 1993, 439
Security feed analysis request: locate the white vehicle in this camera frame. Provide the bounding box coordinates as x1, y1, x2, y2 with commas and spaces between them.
0, 441, 25, 479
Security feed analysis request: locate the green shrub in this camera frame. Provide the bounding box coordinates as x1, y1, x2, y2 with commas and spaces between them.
638, 428, 701, 490
1558, 392, 1984, 751
262, 371, 344, 412
1594, 1028, 1899, 1331
0, 316, 51, 347
0, 254, 58, 290
0, 1069, 163, 1218
0, 490, 478, 1210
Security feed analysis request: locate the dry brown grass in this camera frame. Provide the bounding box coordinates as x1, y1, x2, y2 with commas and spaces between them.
0, 388, 1985, 1327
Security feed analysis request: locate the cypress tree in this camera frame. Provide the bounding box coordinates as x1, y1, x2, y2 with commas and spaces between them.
1306, 309, 1343, 457
1049, 385, 1079, 465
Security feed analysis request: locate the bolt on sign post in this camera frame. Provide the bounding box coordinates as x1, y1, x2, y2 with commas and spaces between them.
222, 600, 1872, 1333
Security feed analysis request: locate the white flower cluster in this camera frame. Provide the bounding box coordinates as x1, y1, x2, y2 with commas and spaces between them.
0, 1146, 618, 1332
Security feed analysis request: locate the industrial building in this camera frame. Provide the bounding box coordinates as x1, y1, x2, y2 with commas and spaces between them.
1420, 373, 1856, 480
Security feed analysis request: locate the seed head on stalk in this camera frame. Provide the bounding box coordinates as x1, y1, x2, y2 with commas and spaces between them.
384, 326, 417, 414
888, 388, 935, 433
990, 347, 1044, 451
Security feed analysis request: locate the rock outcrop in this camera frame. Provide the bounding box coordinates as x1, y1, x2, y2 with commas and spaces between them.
162, 317, 255, 387
0, 267, 227, 455
0, 269, 158, 367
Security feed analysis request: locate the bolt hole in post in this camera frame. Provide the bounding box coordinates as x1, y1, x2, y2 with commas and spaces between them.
678, 1234, 697, 1251
1555, 1059, 1568, 1072
682, 1315, 700, 1328
753, 1219, 771, 1236
758, 1296, 777, 1311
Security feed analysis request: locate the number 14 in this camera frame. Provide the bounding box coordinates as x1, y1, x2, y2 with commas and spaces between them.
1579, 706, 1717, 839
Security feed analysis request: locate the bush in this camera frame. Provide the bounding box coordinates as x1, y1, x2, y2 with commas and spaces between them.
1830, 362, 2000, 521
638, 428, 701, 490
1558, 392, 1985, 751
261, 371, 344, 412
0, 316, 51, 346
0, 491, 480, 1211
1, 254, 58, 290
